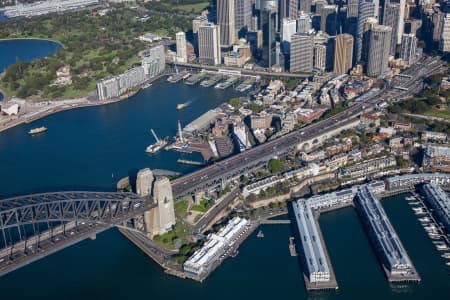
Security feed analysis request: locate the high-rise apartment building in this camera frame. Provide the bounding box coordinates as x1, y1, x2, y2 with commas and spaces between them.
334, 34, 354, 74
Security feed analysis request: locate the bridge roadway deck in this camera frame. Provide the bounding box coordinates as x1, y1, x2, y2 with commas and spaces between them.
0, 223, 111, 277
171, 101, 370, 198
0, 191, 151, 277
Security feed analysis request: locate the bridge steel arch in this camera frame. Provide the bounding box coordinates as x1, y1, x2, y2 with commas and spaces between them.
0, 191, 154, 277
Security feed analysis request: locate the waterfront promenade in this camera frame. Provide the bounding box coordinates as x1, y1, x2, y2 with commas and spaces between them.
0, 75, 164, 134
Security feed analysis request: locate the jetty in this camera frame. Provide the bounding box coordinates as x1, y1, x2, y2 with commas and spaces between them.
177, 159, 205, 166
200, 74, 223, 87
186, 73, 207, 85
214, 76, 239, 89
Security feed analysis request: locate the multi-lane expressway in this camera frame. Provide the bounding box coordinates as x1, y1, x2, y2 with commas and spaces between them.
171, 102, 370, 198
170, 56, 445, 198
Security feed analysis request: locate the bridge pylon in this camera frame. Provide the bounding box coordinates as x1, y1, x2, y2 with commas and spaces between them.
135, 169, 176, 239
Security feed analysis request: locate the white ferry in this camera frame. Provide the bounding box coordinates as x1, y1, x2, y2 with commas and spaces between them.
28, 126, 47, 135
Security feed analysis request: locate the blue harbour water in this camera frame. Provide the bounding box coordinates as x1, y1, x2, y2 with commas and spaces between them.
0, 39, 61, 73
0, 39, 449, 299
0, 39, 61, 100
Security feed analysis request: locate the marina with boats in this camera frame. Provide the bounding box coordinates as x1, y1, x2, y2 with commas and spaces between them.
405, 193, 450, 267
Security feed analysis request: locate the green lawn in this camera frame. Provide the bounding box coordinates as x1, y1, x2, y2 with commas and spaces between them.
423, 108, 450, 120
167, 2, 209, 13
62, 79, 96, 98
174, 200, 189, 218
191, 198, 214, 213
153, 221, 187, 250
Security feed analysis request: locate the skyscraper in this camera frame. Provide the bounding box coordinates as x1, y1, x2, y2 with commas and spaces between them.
321, 4, 337, 36
382, 3, 401, 55
281, 18, 297, 53
297, 12, 312, 33
313, 43, 327, 71
334, 34, 354, 74
280, 0, 288, 20
289, 0, 299, 19
217, 0, 236, 47
433, 10, 445, 43
260, 0, 278, 67
235, 0, 252, 37
192, 15, 208, 55
346, 0, 359, 37
355, 0, 377, 63
176, 32, 187, 63
299, 0, 311, 13
250, 16, 259, 31
366, 25, 392, 76
290, 32, 314, 72
440, 14, 450, 52
314, 32, 334, 72
400, 33, 417, 64
361, 17, 378, 63
347, 0, 359, 18
389, 0, 405, 44
198, 23, 222, 65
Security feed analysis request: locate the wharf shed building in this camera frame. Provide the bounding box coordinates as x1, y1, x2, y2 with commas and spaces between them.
183, 217, 250, 278
293, 200, 330, 283
355, 185, 419, 281
422, 183, 450, 232
385, 173, 450, 193
292, 181, 385, 289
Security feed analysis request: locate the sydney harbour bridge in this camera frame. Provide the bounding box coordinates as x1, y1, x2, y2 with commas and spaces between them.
0, 191, 154, 277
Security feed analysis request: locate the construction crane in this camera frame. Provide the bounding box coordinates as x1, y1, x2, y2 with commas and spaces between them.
150, 129, 160, 143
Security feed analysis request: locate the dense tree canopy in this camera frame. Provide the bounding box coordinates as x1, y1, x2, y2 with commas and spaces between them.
0, 4, 192, 99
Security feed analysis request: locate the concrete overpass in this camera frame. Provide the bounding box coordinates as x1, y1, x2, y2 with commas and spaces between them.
171, 103, 369, 198
167, 62, 312, 79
